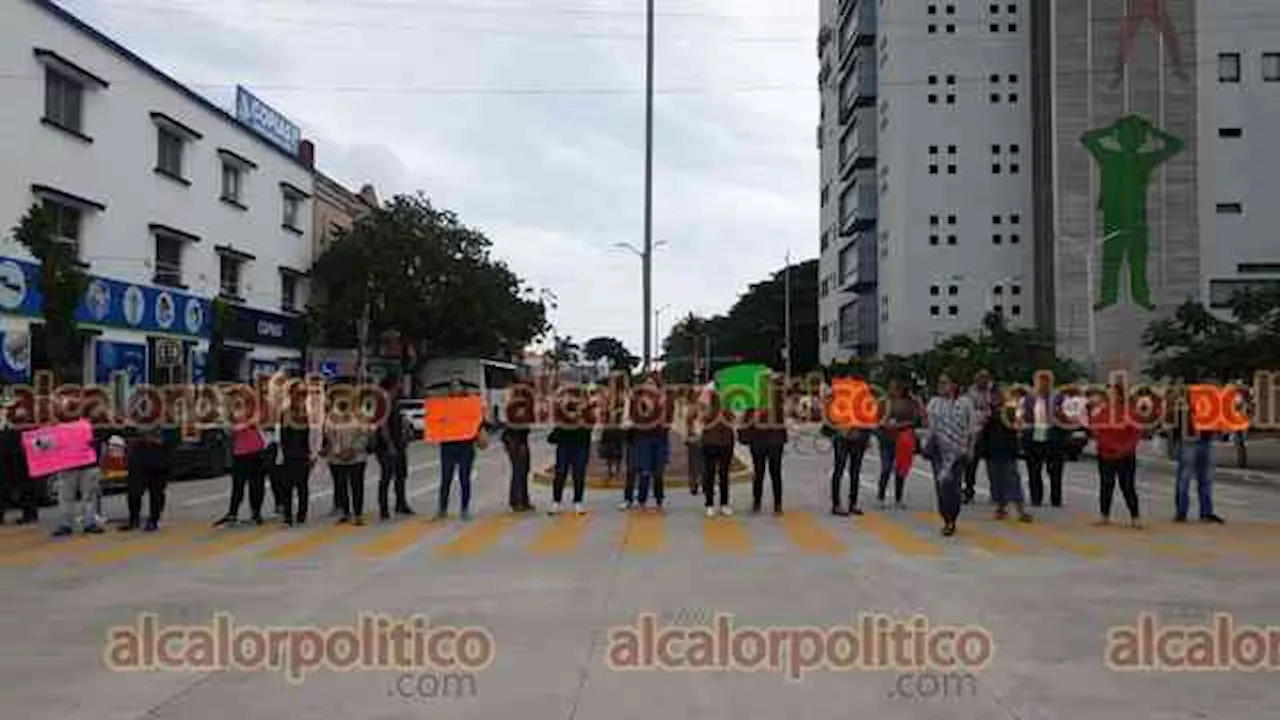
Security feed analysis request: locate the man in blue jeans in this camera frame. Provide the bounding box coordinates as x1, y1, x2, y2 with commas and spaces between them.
1169, 383, 1225, 524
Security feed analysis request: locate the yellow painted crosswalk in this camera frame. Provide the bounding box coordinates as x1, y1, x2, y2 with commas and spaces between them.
0, 512, 1273, 568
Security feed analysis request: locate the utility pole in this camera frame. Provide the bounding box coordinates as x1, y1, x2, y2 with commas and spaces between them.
641, 0, 655, 372
783, 250, 792, 379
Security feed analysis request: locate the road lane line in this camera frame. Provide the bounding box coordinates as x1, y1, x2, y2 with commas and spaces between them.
80, 524, 213, 565
702, 517, 751, 555
999, 520, 1108, 559
0, 532, 115, 567
175, 525, 282, 561
353, 520, 444, 558
436, 515, 519, 558
912, 512, 1031, 556
854, 513, 942, 557
261, 523, 360, 561
529, 515, 591, 556
780, 512, 846, 555
621, 513, 665, 554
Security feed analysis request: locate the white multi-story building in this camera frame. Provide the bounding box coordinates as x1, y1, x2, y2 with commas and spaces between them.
1197, 0, 1280, 310
0, 0, 315, 387
818, 0, 1033, 363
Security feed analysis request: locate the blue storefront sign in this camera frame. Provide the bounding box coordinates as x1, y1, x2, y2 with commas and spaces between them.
236, 86, 301, 155
93, 340, 147, 387
0, 328, 32, 383
0, 257, 210, 338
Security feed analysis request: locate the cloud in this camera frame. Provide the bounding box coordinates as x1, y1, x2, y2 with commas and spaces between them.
58, 0, 818, 356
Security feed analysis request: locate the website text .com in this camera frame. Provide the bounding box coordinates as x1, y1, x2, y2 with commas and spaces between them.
390, 672, 480, 701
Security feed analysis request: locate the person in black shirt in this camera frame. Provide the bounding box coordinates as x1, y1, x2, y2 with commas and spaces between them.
503, 380, 536, 513
376, 378, 414, 520
0, 397, 38, 525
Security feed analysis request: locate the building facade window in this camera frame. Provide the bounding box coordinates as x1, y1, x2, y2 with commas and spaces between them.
281, 273, 298, 312
44, 200, 82, 255
1264, 53, 1280, 82
221, 162, 243, 204
283, 193, 302, 231
220, 255, 243, 299
153, 234, 183, 287
1216, 203, 1243, 214
157, 127, 185, 179
1219, 52, 1242, 83
43, 67, 83, 134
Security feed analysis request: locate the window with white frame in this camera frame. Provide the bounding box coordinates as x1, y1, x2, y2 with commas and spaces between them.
157, 127, 185, 179
221, 162, 243, 204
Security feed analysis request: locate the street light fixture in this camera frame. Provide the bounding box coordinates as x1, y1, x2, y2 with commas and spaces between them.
611, 239, 668, 371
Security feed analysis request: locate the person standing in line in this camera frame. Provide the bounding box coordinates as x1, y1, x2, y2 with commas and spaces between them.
1019, 373, 1067, 508
876, 378, 920, 510
436, 381, 484, 522
548, 384, 593, 515
825, 377, 872, 517
684, 401, 703, 496
1090, 382, 1143, 528
0, 398, 38, 525
49, 409, 106, 537
503, 378, 535, 513
923, 369, 978, 537
1168, 380, 1225, 524
324, 400, 372, 526
119, 422, 171, 532
630, 373, 671, 512
964, 369, 999, 504
376, 378, 414, 520
215, 411, 271, 527
598, 402, 626, 486
698, 393, 736, 518
984, 385, 1032, 523
741, 381, 787, 515
277, 378, 323, 527
259, 373, 288, 519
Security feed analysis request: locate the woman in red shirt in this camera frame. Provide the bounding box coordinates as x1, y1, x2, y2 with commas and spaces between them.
1089, 383, 1144, 528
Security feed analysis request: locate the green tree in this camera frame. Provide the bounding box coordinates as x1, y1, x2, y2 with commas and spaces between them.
582, 336, 638, 371
12, 204, 88, 384
1142, 300, 1248, 382
309, 193, 549, 375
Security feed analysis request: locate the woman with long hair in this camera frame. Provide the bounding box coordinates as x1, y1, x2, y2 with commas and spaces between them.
875, 378, 919, 509
1090, 382, 1144, 528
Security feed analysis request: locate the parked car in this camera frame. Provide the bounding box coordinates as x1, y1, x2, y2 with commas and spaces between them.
399, 399, 426, 439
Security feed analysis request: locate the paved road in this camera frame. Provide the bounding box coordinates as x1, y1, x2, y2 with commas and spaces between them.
1, 432, 1276, 719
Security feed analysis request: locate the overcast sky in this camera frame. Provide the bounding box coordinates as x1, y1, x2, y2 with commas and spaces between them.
64, 0, 818, 356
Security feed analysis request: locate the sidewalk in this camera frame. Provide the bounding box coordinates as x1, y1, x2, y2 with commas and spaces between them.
1083, 437, 1280, 487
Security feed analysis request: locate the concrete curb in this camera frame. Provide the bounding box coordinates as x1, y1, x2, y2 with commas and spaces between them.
1080, 447, 1280, 488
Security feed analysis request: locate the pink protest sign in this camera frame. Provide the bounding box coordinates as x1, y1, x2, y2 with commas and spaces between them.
21, 419, 98, 478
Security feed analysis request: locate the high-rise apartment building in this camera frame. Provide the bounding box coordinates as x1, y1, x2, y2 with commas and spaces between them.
820, 0, 1280, 377
818, 0, 1033, 364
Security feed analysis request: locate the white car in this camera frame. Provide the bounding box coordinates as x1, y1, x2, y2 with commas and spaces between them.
398, 399, 425, 438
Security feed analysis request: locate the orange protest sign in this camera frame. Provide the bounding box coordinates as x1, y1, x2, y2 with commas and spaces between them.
1188, 384, 1251, 433
424, 396, 485, 443
827, 378, 881, 429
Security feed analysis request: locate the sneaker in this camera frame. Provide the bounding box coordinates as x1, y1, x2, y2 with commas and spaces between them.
617, 500, 634, 511
84, 524, 104, 535
705, 506, 717, 518
719, 505, 733, 517
212, 515, 236, 528
574, 503, 586, 516
143, 520, 159, 532
1200, 514, 1226, 524
51, 526, 73, 538
548, 502, 562, 516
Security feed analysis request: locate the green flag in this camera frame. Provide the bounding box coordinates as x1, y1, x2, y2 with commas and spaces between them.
714, 363, 770, 413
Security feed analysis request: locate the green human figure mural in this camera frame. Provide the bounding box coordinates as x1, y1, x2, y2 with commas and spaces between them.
1080, 114, 1184, 312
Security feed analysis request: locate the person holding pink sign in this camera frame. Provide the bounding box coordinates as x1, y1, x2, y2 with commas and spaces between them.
22, 417, 107, 537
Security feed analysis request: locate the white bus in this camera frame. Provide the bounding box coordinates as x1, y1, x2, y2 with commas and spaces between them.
417, 357, 520, 420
